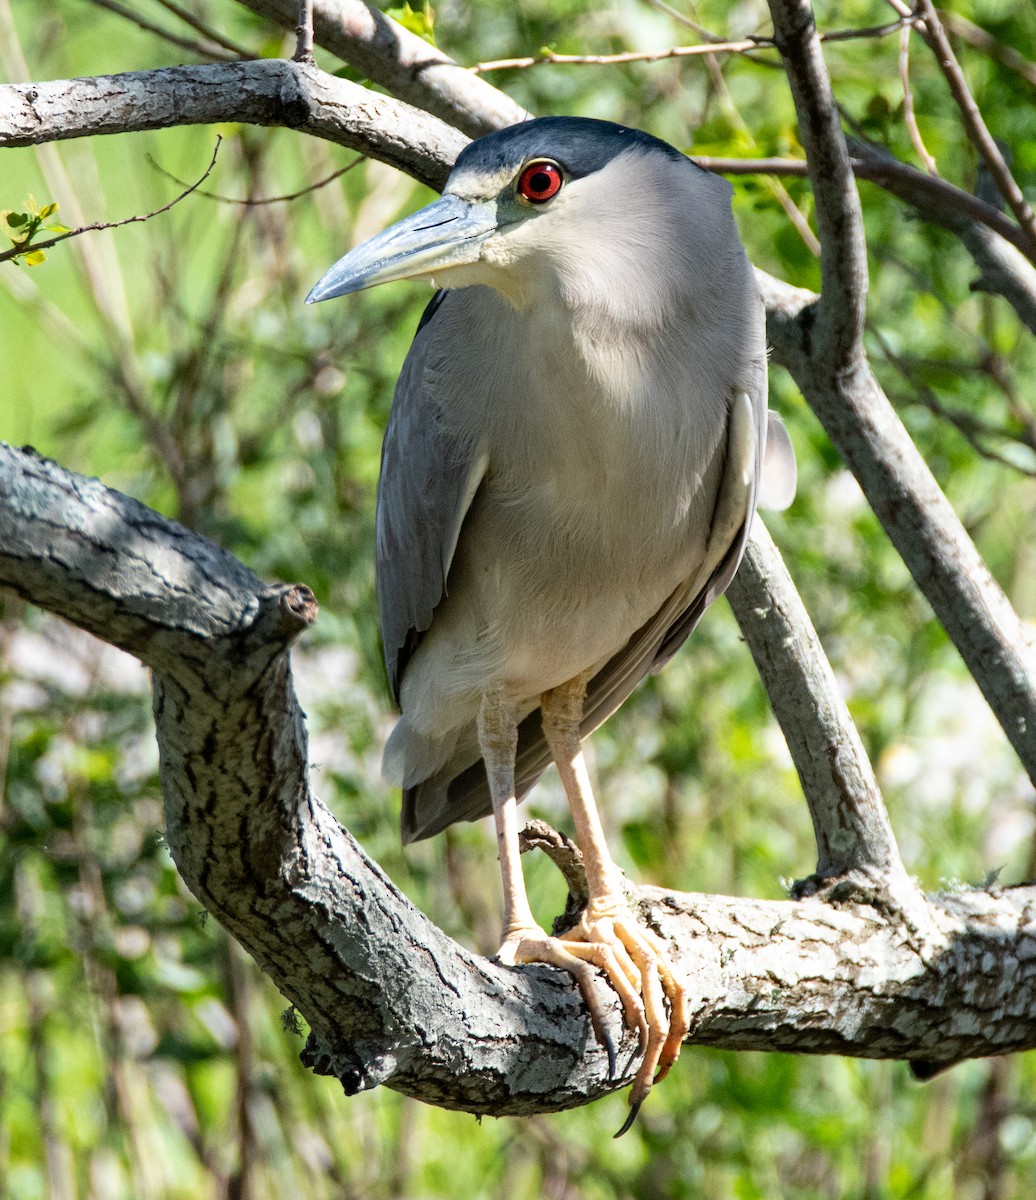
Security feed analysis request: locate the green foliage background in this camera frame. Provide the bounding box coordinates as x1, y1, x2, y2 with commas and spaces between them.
1, 1, 1035, 1196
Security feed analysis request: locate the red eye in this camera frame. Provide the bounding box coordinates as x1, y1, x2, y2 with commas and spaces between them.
517, 161, 563, 204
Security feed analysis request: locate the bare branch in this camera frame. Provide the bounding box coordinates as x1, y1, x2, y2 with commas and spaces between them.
294, 0, 315, 64
155, 0, 255, 58
937, 7, 1036, 90
769, 0, 868, 369
0, 60, 467, 191
85, 0, 243, 62
233, 0, 527, 138
761, 3, 1036, 786
899, 23, 938, 174
846, 138, 1036, 334
727, 523, 917, 900
148, 152, 366, 206
692, 149, 1035, 265
471, 16, 920, 75
756, 269, 1036, 789
913, 0, 1036, 258
469, 40, 763, 74
2, 444, 1035, 1108
693, 148, 1036, 331
646, 0, 909, 47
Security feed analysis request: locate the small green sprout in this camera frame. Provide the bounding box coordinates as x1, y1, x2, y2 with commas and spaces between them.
1, 195, 70, 266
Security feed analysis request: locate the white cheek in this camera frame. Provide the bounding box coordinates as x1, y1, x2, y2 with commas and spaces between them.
426, 264, 490, 290
480, 237, 525, 270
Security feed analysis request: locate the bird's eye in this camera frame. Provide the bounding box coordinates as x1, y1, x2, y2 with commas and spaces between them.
517, 161, 563, 204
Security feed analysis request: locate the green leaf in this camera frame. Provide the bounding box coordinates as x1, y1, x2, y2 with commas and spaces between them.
38, 201, 58, 219
5, 212, 27, 228
385, 1, 435, 44
45, 223, 71, 234
23, 249, 46, 266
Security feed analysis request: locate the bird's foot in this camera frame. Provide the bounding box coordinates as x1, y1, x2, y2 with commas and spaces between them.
497, 922, 641, 1077
561, 895, 689, 1132
497, 896, 688, 1133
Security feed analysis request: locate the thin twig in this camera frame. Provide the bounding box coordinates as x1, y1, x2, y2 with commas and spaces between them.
907, 0, 1036, 256
693, 150, 1036, 264
470, 16, 915, 73
147, 153, 365, 206
0, 138, 221, 266
899, 23, 938, 174
695, 35, 820, 256
153, 0, 254, 58
294, 0, 315, 64
469, 40, 765, 73
870, 326, 1036, 475
642, 0, 720, 40
937, 8, 1036, 90
84, 0, 239, 61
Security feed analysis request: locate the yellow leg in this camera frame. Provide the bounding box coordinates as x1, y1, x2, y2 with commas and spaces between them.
479, 686, 639, 1067
540, 674, 690, 1131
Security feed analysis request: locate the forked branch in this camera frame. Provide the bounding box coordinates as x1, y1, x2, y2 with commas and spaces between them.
765, 0, 1036, 788
1, 443, 1033, 1113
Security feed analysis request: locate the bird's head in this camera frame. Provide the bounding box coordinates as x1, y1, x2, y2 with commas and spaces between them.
307, 117, 733, 313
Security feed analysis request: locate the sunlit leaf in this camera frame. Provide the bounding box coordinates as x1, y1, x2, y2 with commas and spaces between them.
385, 1, 435, 43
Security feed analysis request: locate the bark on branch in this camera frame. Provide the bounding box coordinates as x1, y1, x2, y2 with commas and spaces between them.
692, 147, 1036, 332
3, 2, 1036, 1108
765, 0, 1036, 787
2, 443, 1035, 1113
0, 58, 466, 191
234, 0, 527, 138
728, 525, 917, 904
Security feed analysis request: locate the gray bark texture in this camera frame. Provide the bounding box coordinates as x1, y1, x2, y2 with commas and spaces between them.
2, 0, 1036, 1117
2, 442, 1036, 1116
0, 58, 466, 190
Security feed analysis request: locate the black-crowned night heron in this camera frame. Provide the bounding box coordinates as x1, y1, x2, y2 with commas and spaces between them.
308, 117, 796, 1127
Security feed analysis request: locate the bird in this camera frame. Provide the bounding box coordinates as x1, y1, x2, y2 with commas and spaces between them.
307, 116, 796, 1129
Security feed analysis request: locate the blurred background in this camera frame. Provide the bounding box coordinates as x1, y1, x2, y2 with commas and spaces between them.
1, 0, 1035, 1196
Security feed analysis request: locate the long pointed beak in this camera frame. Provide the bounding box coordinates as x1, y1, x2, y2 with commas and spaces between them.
306, 194, 498, 303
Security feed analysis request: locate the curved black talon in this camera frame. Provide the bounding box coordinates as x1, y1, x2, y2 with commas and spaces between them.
603, 1026, 618, 1080
614, 1096, 644, 1139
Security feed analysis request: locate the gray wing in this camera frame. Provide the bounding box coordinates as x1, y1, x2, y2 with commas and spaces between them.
404, 385, 768, 841
377, 291, 488, 701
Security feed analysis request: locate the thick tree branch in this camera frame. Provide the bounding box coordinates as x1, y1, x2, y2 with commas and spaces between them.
764, 1, 1036, 789
0, 59, 466, 191
4, 35, 1033, 917
3, 14, 1036, 1106
728, 525, 918, 907
2, 443, 1035, 1112
234, 0, 527, 138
